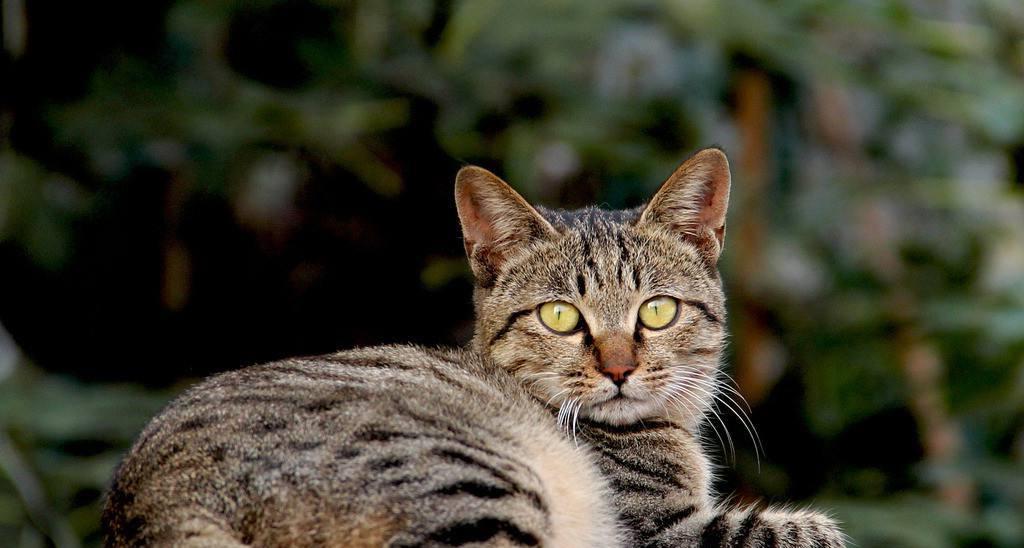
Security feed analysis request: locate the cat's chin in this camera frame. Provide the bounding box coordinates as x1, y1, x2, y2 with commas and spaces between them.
582, 396, 664, 425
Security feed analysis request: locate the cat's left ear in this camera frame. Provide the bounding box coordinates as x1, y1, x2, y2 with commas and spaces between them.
455, 166, 557, 285
637, 147, 731, 263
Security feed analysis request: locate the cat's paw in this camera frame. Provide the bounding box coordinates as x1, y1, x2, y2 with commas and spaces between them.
739, 507, 845, 548
654, 506, 846, 547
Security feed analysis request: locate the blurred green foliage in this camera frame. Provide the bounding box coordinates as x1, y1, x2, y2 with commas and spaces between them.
2, 0, 1024, 546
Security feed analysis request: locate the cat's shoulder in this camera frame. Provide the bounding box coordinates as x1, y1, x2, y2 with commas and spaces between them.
193, 344, 463, 383
170, 344, 497, 404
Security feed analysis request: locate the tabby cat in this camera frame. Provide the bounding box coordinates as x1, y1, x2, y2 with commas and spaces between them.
103, 148, 845, 547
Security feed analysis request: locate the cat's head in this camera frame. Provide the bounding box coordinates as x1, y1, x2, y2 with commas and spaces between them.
456, 148, 730, 427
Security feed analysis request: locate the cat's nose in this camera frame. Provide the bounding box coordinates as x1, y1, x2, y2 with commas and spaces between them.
602, 363, 635, 385
594, 335, 637, 385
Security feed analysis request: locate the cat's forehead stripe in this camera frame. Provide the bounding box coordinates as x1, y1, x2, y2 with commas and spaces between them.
535, 205, 643, 232
493, 205, 715, 307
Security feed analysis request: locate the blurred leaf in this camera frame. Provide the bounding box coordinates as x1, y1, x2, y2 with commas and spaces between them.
829, 495, 970, 548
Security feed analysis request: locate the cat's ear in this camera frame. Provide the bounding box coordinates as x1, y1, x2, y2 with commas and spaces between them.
637, 147, 731, 263
455, 166, 557, 283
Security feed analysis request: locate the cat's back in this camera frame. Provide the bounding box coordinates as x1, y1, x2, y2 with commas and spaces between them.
103, 345, 619, 547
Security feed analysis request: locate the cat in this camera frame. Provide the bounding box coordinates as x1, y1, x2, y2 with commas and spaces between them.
102, 148, 845, 547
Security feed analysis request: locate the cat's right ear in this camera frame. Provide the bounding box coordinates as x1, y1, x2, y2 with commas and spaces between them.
637, 148, 731, 264
455, 166, 556, 285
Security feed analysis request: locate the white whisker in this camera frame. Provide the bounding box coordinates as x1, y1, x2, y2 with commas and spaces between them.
556, 398, 570, 430
688, 371, 755, 414
570, 399, 583, 447
679, 372, 764, 458
674, 370, 763, 468
666, 380, 735, 462
662, 388, 730, 460
544, 388, 570, 407
557, 397, 578, 436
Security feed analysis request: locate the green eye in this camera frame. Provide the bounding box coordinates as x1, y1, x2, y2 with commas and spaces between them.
538, 301, 581, 333
638, 296, 678, 330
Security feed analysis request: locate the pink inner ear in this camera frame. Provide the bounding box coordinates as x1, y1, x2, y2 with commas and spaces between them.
457, 191, 494, 256
455, 165, 556, 280
640, 148, 731, 259
693, 156, 730, 234
697, 184, 727, 229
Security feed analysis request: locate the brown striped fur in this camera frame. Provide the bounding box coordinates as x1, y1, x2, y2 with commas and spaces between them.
103, 148, 844, 547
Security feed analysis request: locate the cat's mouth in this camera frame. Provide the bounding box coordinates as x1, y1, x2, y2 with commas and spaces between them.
599, 392, 633, 405
577, 375, 700, 425
584, 391, 661, 425
585, 385, 647, 407
587, 375, 663, 405
540, 375, 665, 425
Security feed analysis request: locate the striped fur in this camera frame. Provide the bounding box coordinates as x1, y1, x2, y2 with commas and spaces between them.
104, 347, 621, 547
576, 418, 845, 547
103, 148, 844, 546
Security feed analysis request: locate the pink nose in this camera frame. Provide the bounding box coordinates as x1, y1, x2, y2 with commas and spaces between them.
594, 334, 636, 386
601, 363, 635, 384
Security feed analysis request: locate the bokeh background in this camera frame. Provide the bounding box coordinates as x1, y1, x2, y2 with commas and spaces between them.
2, 0, 1024, 546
